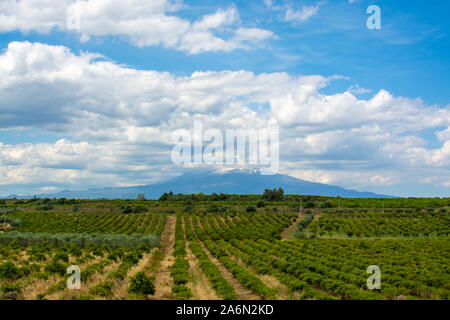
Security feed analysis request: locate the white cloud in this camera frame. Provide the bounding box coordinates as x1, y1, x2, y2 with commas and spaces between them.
263, 1, 320, 24
347, 84, 372, 95
0, 0, 275, 54
284, 4, 320, 23
0, 41, 449, 195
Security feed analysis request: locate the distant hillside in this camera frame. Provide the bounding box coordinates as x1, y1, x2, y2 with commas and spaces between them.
5, 169, 394, 199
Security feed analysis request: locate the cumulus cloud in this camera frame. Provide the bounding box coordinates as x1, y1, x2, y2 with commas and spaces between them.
0, 0, 275, 54
0, 41, 449, 195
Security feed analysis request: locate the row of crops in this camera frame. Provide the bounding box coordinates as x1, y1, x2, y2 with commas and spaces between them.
0, 202, 449, 300
4, 211, 167, 236
307, 210, 449, 238
175, 210, 450, 300
0, 240, 156, 300
0, 207, 168, 299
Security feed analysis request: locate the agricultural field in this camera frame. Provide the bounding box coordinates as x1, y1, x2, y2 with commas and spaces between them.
0, 196, 448, 300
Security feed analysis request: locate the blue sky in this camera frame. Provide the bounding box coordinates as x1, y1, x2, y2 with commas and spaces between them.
1, 0, 448, 104
0, 0, 449, 197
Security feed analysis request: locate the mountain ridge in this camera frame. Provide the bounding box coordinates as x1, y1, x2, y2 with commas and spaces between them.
3, 169, 396, 199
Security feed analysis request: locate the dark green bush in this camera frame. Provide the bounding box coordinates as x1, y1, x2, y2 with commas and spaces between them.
127, 271, 155, 296
172, 285, 193, 300
45, 260, 67, 276
37, 204, 54, 211
1, 283, 20, 293
122, 206, 133, 214
134, 205, 147, 213
0, 262, 19, 279
256, 201, 265, 208
90, 281, 114, 297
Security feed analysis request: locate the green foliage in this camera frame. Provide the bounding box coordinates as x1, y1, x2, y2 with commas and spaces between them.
309, 210, 449, 238
53, 251, 69, 262
0, 232, 160, 249
137, 194, 146, 201
172, 285, 193, 300
294, 214, 314, 239
206, 204, 219, 213
1, 282, 20, 293
45, 260, 67, 276
121, 205, 133, 214
133, 205, 147, 213
0, 262, 19, 279
262, 188, 284, 201
189, 241, 238, 300
127, 271, 155, 296
37, 204, 54, 211
90, 281, 114, 298
256, 200, 266, 208
0, 216, 22, 226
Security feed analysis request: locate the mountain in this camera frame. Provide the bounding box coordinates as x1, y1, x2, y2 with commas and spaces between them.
5, 169, 395, 199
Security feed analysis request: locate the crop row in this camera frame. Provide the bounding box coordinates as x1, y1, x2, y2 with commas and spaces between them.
170, 213, 192, 299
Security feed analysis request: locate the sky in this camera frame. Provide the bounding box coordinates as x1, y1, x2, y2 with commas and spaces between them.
0, 0, 449, 197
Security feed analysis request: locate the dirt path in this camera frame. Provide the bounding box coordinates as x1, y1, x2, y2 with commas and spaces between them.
181, 215, 219, 300
185, 246, 220, 300
281, 212, 303, 240
199, 241, 260, 300
112, 250, 155, 299
224, 244, 296, 300
188, 214, 259, 299
229, 251, 292, 300
150, 214, 176, 299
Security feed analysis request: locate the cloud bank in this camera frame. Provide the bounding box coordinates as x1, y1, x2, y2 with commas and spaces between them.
0, 41, 448, 196
0, 0, 275, 54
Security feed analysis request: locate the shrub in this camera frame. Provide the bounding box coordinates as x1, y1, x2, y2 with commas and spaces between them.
54, 252, 69, 262
288, 202, 300, 210
256, 201, 265, 208
0, 262, 19, 279
90, 281, 114, 298
1, 283, 20, 293
0, 217, 22, 226
246, 205, 256, 213
304, 201, 315, 209
37, 204, 54, 211
134, 205, 147, 213
44, 260, 66, 276
108, 249, 125, 262
172, 285, 193, 300
206, 204, 219, 213
55, 198, 67, 205
122, 205, 133, 214
127, 272, 155, 296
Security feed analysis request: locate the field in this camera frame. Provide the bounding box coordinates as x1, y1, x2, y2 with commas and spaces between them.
0, 196, 448, 300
